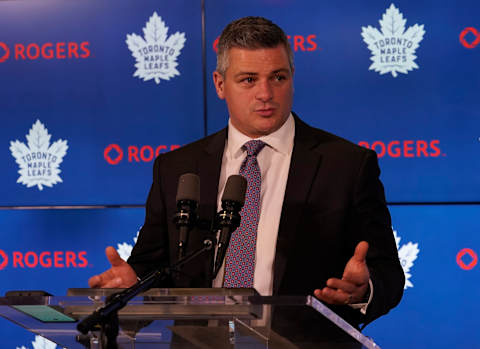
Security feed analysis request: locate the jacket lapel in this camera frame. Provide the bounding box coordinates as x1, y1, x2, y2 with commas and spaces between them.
197, 129, 227, 225
273, 115, 324, 294
191, 129, 226, 283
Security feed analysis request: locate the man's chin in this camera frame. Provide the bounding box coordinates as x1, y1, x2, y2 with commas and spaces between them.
234, 117, 287, 138
252, 124, 282, 137
255, 117, 287, 135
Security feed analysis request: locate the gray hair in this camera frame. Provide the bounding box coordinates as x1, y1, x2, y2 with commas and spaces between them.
216, 16, 294, 76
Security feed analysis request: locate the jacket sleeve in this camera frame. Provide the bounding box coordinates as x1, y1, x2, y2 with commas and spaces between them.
127, 156, 172, 284
352, 149, 405, 326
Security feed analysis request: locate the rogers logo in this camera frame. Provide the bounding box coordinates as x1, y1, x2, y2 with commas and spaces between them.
104, 144, 181, 165
0, 41, 90, 62
212, 34, 318, 53
459, 27, 480, 49
358, 140, 443, 158
0, 250, 88, 270
0, 42, 10, 63
0, 250, 8, 270
457, 248, 478, 270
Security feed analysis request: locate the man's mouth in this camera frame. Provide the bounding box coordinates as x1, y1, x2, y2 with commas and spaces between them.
255, 108, 275, 117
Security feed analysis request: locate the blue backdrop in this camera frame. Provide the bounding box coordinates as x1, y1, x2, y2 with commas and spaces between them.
1, 0, 479, 348
2, 0, 204, 205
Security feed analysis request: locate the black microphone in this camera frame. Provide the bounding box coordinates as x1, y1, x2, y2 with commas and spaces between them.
213, 175, 247, 278
173, 173, 200, 260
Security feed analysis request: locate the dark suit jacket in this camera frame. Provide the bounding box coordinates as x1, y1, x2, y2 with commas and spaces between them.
128, 114, 404, 343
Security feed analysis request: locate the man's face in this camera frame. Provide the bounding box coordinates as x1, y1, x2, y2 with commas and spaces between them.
213, 45, 294, 138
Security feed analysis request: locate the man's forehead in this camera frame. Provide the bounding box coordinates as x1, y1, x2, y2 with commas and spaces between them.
226, 46, 291, 72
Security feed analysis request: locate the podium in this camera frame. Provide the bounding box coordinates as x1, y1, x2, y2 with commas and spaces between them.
0, 288, 381, 348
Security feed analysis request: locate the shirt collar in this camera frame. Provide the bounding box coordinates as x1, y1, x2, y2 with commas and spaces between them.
226, 113, 295, 159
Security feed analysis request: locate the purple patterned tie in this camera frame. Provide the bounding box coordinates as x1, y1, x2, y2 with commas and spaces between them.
224, 140, 266, 288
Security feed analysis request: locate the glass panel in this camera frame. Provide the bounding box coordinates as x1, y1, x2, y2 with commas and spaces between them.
0, 289, 379, 348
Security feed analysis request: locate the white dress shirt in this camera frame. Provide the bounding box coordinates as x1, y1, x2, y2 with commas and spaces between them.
212, 114, 295, 296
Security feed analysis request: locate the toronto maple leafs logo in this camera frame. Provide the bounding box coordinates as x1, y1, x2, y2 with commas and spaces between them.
126, 12, 186, 84
361, 4, 425, 77
393, 229, 419, 289
117, 229, 141, 261
10, 120, 68, 191
17, 335, 57, 349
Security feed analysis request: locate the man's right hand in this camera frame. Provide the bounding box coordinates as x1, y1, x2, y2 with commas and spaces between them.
88, 246, 138, 288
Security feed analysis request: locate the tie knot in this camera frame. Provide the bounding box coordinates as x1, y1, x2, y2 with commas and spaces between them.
243, 140, 266, 157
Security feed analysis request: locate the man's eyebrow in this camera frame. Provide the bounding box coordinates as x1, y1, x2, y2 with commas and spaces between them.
272, 68, 291, 74
234, 72, 258, 77
234, 68, 291, 77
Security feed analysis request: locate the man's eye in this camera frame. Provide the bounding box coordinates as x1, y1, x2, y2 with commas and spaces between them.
274, 74, 286, 81
243, 77, 254, 83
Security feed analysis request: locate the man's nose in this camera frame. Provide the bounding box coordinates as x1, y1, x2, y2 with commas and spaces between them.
255, 80, 273, 102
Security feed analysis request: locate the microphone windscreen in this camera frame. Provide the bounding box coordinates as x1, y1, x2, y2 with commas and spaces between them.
176, 173, 200, 203
222, 175, 247, 205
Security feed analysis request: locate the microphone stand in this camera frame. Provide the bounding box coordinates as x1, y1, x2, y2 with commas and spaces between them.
76, 237, 215, 349
77, 174, 246, 348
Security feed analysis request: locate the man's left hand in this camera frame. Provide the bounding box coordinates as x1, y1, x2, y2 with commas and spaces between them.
314, 241, 370, 305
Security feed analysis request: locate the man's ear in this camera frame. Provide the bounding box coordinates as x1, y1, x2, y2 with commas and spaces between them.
212, 71, 225, 100
291, 67, 295, 94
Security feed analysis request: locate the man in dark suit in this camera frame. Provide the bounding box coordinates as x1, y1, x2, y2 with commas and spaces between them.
89, 16, 404, 344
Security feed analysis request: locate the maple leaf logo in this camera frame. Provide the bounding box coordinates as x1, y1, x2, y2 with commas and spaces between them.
16, 335, 57, 349
10, 120, 68, 191
393, 229, 419, 289
126, 12, 186, 84
361, 3, 425, 77
117, 228, 141, 261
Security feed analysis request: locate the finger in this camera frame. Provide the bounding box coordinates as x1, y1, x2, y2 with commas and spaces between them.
314, 287, 350, 305
88, 270, 112, 288
352, 241, 369, 262
102, 277, 124, 288
105, 246, 125, 267
326, 278, 357, 293
322, 287, 350, 304
88, 275, 100, 288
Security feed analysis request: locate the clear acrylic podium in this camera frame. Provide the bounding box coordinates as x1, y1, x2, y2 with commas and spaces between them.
0, 288, 381, 348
